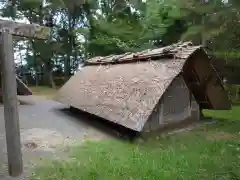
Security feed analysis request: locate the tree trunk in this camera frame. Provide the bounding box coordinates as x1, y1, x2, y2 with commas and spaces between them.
43, 64, 56, 88
65, 14, 73, 82
35, 64, 39, 86
201, 14, 206, 46
49, 71, 56, 89
64, 54, 71, 81
28, 10, 39, 86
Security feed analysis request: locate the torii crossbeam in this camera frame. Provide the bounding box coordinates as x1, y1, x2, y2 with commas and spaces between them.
0, 19, 50, 177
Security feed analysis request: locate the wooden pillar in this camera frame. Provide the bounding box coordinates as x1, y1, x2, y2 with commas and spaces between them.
0, 18, 50, 177
0, 29, 23, 176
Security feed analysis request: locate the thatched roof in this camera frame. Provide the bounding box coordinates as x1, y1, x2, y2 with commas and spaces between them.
85, 41, 197, 65
0, 59, 32, 95
0, 76, 32, 96
54, 41, 230, 131
16, 76, 32, 95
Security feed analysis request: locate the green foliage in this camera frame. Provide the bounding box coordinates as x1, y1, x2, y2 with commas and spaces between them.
225, 84, 240, 102
1, 0, 240, 85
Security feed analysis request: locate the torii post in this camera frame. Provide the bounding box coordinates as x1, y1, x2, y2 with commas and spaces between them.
0, 19, 50, 177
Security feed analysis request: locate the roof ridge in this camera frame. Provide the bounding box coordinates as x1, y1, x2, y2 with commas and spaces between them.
86, 41, 198, 66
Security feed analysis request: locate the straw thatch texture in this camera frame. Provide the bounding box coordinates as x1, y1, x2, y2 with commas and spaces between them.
56, 58, 189, 131
0, 76, 32, 96
16, 76, 32, 95
86, 41, 196, 65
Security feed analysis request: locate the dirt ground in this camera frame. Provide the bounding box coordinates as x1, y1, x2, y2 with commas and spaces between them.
0, 95, 114, 179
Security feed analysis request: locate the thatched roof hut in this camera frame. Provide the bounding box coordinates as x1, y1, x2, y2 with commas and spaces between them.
54, 41, 231, 132
0, 75, 32, 100
15, 76, 32, 95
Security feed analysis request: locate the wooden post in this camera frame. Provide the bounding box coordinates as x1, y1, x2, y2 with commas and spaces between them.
0, 29, 22, 177
0, 19, 50, 177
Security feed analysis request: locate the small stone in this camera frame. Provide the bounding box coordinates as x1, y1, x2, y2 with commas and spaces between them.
24, 142, 38, 149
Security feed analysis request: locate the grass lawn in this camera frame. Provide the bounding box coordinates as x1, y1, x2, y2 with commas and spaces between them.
30, 106, 240, 180
30, 86, 58, 99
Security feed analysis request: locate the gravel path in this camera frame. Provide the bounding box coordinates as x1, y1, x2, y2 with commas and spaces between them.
0, 96, 113, 179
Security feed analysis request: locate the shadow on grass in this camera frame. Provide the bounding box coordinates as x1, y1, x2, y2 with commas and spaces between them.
203, 116, 240, 133
232, 101, 240, 106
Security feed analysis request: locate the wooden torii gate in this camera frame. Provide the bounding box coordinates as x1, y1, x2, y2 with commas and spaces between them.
0, 19, 50, 177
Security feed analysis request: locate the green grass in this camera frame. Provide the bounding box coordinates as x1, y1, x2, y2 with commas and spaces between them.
30, 106, 240, 180
203, 105, 240, 133
203, 105, 239, 122
30, 86, 58, 99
